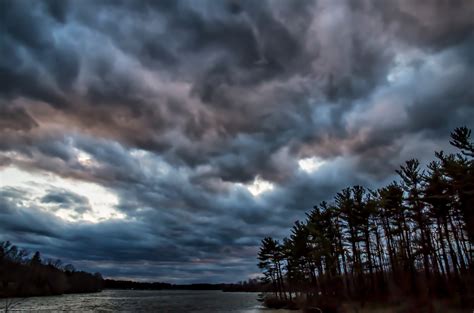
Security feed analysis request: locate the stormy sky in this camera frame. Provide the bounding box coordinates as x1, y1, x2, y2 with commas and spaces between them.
1, 0, 473, 283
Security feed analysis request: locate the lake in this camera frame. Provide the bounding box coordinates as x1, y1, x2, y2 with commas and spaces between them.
4, 290, 299, 312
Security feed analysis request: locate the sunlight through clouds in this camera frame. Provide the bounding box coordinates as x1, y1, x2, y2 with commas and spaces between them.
74, 148, 96, 167
386, 52, 419, 84
242, 176, 274, 197
0, 166, 125, 223
298, 157, 325, 173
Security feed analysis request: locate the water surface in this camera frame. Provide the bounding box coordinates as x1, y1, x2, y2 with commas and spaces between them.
5, 289, 299, 312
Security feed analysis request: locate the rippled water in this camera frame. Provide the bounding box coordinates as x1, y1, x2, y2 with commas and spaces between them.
4, 290, 298, 312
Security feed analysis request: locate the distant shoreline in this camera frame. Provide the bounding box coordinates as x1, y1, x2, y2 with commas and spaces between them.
2, 289, 260, 300
1, 241, 264, 299
103, 278, 265, 292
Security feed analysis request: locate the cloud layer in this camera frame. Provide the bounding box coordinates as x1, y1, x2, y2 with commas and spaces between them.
1, 0, 473, 283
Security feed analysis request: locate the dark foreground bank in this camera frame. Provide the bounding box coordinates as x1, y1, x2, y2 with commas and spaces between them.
261, 294, 472, 313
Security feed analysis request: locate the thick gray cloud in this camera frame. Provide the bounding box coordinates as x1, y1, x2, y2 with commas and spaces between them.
41, 188, 92, 215
1, 0, 473, 283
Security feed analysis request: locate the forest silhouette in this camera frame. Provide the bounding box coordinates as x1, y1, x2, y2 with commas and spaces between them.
0, 241, 263, 298
257, 127, 473, 310
0, 241, 103, 297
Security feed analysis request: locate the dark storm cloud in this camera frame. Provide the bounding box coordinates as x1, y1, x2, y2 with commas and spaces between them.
373, 0, 474, 50
0, 0, 77, 107
41, 189, 92, 214
1, 0, 474, 282
0, 104, 38, 131
0, 187, 62, 238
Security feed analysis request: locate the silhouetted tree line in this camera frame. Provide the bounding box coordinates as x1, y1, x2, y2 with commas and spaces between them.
104, 278, 265, 292
0, 241, 103, 297
104, 279, 173, 290
0, 239, 266, 298
221, 279, 266, 292
258, 127, 473, 306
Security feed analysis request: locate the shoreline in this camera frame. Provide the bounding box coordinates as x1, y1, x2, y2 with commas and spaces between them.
261, 295, 472, 313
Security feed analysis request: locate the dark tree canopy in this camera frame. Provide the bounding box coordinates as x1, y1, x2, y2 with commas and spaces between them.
258, 127, 474, 307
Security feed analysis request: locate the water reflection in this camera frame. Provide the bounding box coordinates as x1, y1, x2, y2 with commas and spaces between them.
4, 290, 300, 312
